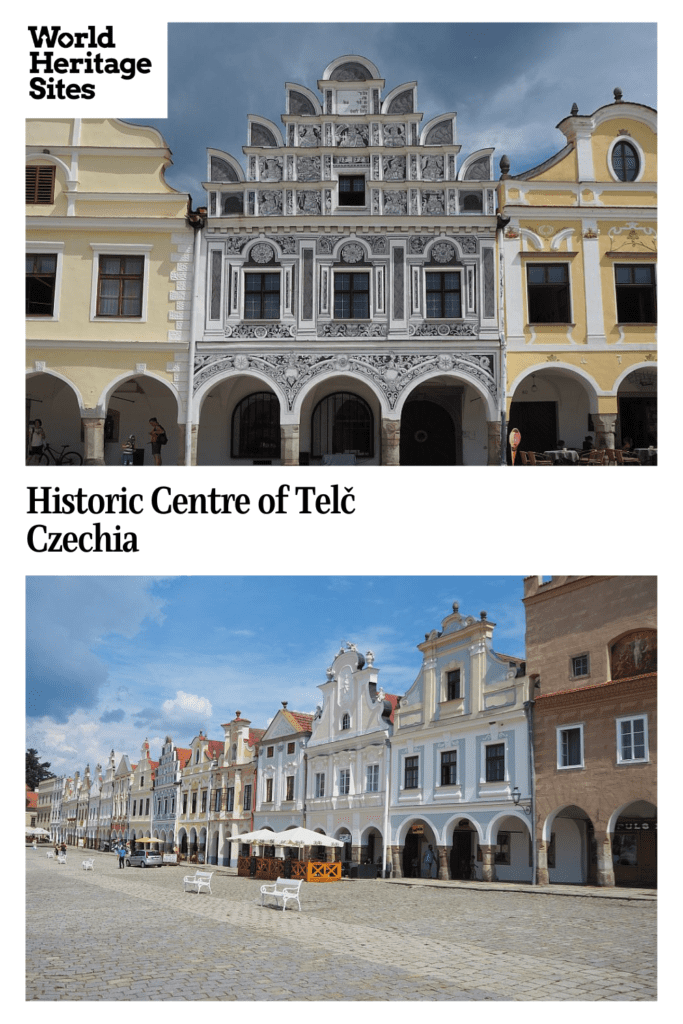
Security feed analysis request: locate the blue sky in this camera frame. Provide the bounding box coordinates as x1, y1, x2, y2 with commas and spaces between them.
129, 22, 656, 197
26, 575, 528, 775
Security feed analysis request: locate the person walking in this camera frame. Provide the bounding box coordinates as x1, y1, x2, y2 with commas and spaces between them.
117, 843, 126, 869
422, 844, 436, 878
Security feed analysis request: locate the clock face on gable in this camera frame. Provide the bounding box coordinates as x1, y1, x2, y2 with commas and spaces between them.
337, 90, 369, 115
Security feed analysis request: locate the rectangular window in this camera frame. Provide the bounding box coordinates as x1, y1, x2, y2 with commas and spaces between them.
182, 794, 187, 814
285, 776, 295, 801
287, 742, 296, 754
572, 654, 589, 678
338, 175, 366, 207
446, 669, 461, 701
96, 255, 144, 317
145, 799, 149, 815
485, 743, 505, 782
26, 254, 57, 316
243, 784, 252, 811
266, 746, 274, 758
404, 756, 419, 789
366, 764, 380, 792
334, 272, 369, 319
617, 716, 648, 763
201, 791, 207, 813
615, 264, 656, 323
132, 800, 137, 817
527, 263, 570, 323
171, 797, 175, 815
441, 750, 458, 786
26, 165, 56, 204
426, 272, 462, 318
191, 792, 197, 813
214, 789, 222, 812
495, 831, 511, 865
265, 778, 273, 802
314, 773, 325, 798
339, 768, 350, 795
244, 272, 280, 319
164, 799, 168, 815
226, 787, 234, 812
559, 726, 583, 768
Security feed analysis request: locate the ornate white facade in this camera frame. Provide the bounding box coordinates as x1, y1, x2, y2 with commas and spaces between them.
196, 55, 502, 465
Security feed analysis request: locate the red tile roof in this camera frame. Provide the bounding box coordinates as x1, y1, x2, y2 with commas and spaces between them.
207, 739, 223, 760
177, 748, 192, 768
248, 728, 266, 748
282, 710, 314, 733
535, 672, 657, 701
26, 791, 38, 809
384, 693, 400, 724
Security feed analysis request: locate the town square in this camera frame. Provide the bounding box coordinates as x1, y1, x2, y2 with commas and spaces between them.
26, 848, 656, 1001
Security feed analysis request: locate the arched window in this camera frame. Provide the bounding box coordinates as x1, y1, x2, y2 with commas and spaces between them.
461, 192, 483, 212
231, 392, 281, 459
342, 713, 350, 730
311, 392, 374, 458
612, 140, 640, 182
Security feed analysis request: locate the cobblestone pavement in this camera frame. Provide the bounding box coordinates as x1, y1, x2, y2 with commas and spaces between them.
26, 850, 656, 1001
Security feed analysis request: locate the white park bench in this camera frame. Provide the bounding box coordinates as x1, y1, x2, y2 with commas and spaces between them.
183, 870, 213, 895
82, 858, 94, 871
57, 853, 67, 864
260, 877, 302, 912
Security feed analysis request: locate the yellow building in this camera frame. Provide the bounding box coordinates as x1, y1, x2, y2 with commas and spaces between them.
499, 91, 656, 460
26, 118, 197, 465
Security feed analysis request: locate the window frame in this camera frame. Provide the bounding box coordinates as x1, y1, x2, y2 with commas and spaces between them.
231, 392, 281, 460
89, 243, 151, 323
337, 175, 367, 208
243, 270, 281, 320
571, 653, 590, 680
333, 271, 371, 320
616, 714, 649, 764
608, 138, 643, 183
557, 724, 584, 769
314, 772, 325, 798
285, 775, 295, 801
26, 164, 56, 205
404, 755, 419, 790
311, 391, 375, 460
526, 262, 572, 324
26, 243, 64, 321
265, 777, 273, 803
425, 269, 463, 319
226, 787, 234, 812
366, 764, 380, 793
614, 263, 657, 324
485, 743, 505, 783
446, 669, 461, 701
242, 784, 252, 811
440, 749, 458, 786
341, 713, 350, 731
339, 768, 351, 796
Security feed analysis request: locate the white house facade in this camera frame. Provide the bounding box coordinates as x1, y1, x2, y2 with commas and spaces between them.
194, 54, 502, 466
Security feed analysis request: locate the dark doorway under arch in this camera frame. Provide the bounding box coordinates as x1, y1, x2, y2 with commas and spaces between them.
400, 399, 459, 465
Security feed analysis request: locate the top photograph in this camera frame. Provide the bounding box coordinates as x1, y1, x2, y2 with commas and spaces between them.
25, 23, 657, 467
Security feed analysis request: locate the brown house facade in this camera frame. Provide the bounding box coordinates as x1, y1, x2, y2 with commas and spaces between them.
524, 576, 656, 887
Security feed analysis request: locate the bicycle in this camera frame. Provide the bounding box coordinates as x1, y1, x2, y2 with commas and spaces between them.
35, 442, 83, 466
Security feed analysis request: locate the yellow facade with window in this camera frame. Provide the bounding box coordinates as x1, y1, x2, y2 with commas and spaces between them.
499, 93, 657, 459
26, 118, 195, 464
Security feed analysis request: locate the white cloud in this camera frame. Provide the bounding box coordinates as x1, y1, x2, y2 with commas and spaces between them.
161, 690, 213, 720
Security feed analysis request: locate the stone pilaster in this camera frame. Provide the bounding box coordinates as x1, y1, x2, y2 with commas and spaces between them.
281, 423, 300, 466
595, 830, 615, 887
351, 844, 362, 864
381, 418, 401, 465
592, 413, 617, 450
486, 419, 501, 466
480, 844, 497, 882
437, 844, 449, 880
536, 838, 549, 885
81, 416, 105, 466
391, 845, 404, 878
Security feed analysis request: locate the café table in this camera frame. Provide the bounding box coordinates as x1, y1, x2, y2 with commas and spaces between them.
633, 448, 657, 465
544, 449, 579, 465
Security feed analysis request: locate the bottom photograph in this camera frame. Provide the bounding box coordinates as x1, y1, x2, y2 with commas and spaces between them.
25, 575, 657, 1002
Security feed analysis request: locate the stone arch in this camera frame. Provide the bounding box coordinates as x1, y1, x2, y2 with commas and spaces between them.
485, 811, 533, 883
97, 371, 182, 466
508, 363, 602, 456
196, 369, 286, 466
26, 369, 86, 460
322, 55, 380, 81
541, 804, 594, 885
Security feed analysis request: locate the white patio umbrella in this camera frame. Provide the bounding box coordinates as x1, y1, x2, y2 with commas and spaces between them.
235, 829, 279, 846
268, 827, 344, 848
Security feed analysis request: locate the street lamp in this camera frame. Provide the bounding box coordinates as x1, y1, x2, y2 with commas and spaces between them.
512, 786, 531, 814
